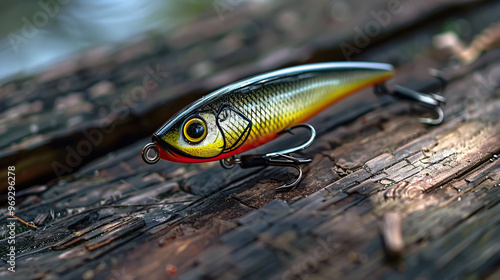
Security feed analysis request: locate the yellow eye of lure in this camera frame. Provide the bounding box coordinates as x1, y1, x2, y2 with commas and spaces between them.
142, 62, 446, 192
183, 117, 207, 143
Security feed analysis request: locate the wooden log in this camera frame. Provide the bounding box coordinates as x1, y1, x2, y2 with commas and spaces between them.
1, 0, 500, 279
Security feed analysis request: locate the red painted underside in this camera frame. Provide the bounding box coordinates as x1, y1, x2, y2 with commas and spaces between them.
156, 133, 277, 164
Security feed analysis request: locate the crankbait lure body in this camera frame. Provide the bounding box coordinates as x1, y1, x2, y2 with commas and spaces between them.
142, 62, 445, 191
146, 62, 394, 164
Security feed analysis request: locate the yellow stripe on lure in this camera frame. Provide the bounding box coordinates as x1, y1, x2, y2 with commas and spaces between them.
146, 62, 394, 164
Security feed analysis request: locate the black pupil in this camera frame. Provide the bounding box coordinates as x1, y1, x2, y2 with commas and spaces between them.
187, 122, 205, 139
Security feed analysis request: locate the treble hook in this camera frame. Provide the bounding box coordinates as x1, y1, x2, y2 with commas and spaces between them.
374, 72, 447, 125
220, 124, 316, 192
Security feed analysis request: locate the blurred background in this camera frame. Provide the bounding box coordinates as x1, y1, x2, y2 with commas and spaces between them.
0, 0, 214, 81
0, 0, 499, 192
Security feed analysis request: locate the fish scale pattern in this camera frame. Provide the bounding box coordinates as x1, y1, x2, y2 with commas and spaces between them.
206, 70, 390, 149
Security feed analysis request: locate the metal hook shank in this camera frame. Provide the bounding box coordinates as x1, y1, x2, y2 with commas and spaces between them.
374, 83, 446, 125
267, 124, 316, 157
419, 106, 444, 125
275, 164, 303, 192
220, 124, 316, 192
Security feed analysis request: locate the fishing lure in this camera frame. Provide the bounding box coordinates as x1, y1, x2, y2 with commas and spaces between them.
142, 62, 445, 191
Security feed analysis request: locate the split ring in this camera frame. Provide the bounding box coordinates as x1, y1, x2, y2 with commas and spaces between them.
142, 143, 160, 164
